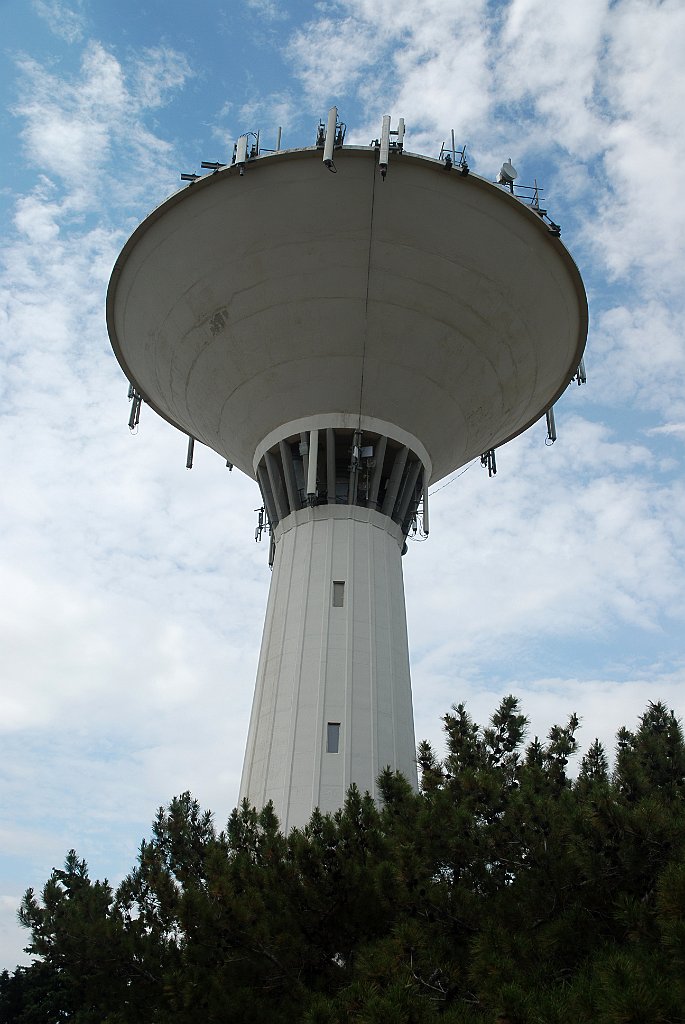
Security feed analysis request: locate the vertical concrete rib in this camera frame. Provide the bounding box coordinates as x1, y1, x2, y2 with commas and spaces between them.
263, 515, 298, 811
279, 439, 300, 512
265, 450, 289, 521
307, 429, 319, 498
257, 464, 279, 528
368, 518, 376, 787
300, 431, 310, 493
367, 434, 387, 509
396, 458, 423, 526
344, 516, 354, 794
283, 519, 313, 829
312, 517, 333, 811
422, 467, 430, 536
381, 445, 408, 517
326, 428, 336, 504
348, 431, 360, 505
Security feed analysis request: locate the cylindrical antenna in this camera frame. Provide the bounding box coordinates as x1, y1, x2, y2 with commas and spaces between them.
577, 357, 587, 384
422, 468, 430, 536
276, 126, 282, 151
128, 393, 141, 431
545, 407, 557, 444
379, 114, 391, 177
235, 134, 248, 169
307, 428, 319, 501
186, 435, 195, 468
323, 106, 337, 167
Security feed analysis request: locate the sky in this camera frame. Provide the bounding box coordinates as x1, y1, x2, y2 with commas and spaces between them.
1, 0, 684, 970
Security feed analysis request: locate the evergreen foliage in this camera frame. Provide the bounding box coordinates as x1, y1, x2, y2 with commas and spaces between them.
2, 699, 685, 1023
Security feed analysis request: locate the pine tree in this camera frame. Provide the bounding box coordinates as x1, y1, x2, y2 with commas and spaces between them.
5, 699, 685, 1024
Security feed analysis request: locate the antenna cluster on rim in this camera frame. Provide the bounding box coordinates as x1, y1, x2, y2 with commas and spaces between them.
177, 108, 562, 240
496, 157, 562, 235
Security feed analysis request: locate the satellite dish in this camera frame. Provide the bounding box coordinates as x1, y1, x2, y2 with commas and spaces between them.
498, 159, 518, 185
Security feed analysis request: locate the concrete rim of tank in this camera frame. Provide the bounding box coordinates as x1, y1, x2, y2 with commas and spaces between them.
106, 145, 588, 481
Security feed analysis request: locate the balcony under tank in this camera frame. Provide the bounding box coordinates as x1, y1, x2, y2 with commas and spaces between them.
255, 426, 425, 545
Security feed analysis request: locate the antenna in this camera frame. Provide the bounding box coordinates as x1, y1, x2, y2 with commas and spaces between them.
480, 449, 497, 476
379, 114, 391, 179
545, 407, 557, 444
186, 435, 195, 468
234, 134, 248, 175
127, 386, 142, 431
498, 158, 518, 192
322, 106, 337, 169
255, 506, 266, 543
439, 135, 469, 175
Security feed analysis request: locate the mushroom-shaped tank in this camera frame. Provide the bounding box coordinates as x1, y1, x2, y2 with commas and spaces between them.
107, 143, 587, 831
107, 146, 587, 484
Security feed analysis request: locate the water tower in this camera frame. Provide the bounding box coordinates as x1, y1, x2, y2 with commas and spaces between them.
107, 112, 587, 832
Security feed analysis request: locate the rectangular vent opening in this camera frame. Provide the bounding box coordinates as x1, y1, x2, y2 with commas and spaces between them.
327, 722, 340, 753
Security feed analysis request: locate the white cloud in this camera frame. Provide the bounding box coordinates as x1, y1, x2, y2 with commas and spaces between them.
238, 91, 300, 136
132, 46, 194, 110
590, 300, 685, 417
13, 42, 192, 209
407, 421, 685, 671
286, 12, 392, 105
648, 422, 685, 439
32, 0, 86, 43
245, 0, 289, 21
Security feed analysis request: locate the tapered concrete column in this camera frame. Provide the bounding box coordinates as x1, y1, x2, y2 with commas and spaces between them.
239, 505, 418, 832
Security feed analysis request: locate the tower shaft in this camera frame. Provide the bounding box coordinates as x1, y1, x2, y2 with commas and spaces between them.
241, 419, 426, 830
240, 506, 417, 831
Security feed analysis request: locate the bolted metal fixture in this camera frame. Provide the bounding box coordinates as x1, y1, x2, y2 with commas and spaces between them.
127, 385, 142, 431
480, 449, 497, 477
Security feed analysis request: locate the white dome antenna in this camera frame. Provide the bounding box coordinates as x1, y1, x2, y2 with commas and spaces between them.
498, 158, 518, 192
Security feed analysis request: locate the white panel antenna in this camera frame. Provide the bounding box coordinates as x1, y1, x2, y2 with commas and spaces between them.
323, 106, 338, 169
379, 114, 391, 178
234, 134, 248, 175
